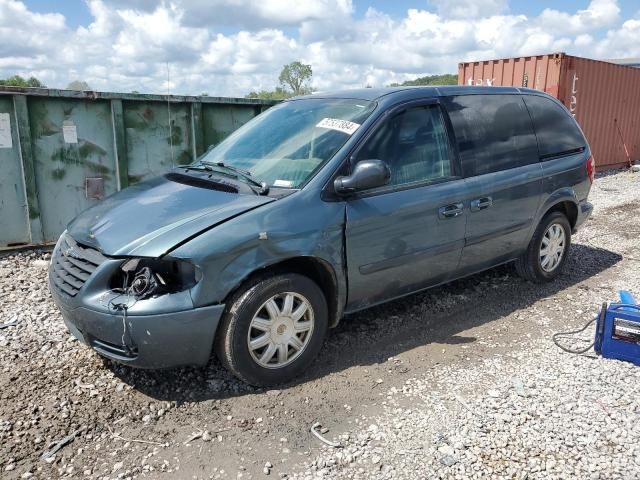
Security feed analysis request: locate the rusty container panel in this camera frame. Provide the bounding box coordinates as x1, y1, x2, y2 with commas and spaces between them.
458, 53, 563, 95
28, 97, 118, 242
123, 101, 194, 184
561, 55, 640, 169
201, 103, 259, 149
459, 52, 640, 169
0, 95, 31, 247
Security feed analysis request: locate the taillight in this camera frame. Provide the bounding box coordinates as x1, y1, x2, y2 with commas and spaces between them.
586, 156, 595, 184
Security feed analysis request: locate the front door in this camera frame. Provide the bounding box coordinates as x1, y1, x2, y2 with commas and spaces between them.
344, 103, 466, 311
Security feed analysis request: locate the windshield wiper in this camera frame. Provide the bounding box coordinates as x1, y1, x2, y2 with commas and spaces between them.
201, 160, 269, 195
182, 164, 215, 172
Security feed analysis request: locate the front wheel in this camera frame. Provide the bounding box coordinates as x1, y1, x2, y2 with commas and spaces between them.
215, 273, 328, 386
515, 211, 572, 283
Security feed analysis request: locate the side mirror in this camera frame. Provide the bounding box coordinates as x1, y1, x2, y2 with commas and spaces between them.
334, 160, 391, 195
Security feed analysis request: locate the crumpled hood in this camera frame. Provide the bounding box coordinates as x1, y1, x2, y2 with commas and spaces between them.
67, 174, 275, 257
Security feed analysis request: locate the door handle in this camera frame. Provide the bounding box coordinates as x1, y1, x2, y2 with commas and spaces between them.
438, 203, 464, 219
470, 196, 493, 212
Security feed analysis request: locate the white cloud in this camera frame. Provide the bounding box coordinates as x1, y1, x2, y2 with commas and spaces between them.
430, 0, 508, 19
0, 0, 638, 96
537, 0, 620, 34
593, 18, 640, 58
108, 0, 354, 29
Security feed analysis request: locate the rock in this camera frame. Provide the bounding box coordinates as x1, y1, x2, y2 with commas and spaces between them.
438, 445, 455, 457
440, 455, 458, 467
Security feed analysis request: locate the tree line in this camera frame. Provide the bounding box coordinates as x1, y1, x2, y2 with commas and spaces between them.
0, 67, 457, 96
245, 62, 458, 99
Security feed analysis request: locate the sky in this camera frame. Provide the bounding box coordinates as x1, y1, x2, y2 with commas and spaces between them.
1, 0, 639, 97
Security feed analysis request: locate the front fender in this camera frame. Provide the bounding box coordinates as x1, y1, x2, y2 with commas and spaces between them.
170, 192, 346, 313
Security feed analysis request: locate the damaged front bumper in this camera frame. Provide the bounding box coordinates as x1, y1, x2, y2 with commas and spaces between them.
53, 292, 225, 369
48, 233, 225, 369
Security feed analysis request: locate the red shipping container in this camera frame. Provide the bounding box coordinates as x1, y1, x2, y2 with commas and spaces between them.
458, 52, 640, 170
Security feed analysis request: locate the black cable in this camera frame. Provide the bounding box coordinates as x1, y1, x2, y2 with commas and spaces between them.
552, 316, 597, 354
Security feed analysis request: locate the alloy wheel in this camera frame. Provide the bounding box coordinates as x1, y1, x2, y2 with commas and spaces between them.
247, 292, 315, 369
539, 223, 566, 272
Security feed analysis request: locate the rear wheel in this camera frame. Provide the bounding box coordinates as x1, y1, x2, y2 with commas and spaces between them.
515, 211, 571, 283
215, 273, 328, 386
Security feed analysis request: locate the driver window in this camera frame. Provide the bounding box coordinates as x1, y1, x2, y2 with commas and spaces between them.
355, 105, 453, 187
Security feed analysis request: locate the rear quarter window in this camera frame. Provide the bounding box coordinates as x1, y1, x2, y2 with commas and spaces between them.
442, 94, 538, 177
523, 94, 586, 159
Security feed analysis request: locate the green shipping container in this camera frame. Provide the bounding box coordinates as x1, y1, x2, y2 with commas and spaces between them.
0, 87, 274, 249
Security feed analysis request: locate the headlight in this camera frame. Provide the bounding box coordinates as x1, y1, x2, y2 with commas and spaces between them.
112, 257, 201, 299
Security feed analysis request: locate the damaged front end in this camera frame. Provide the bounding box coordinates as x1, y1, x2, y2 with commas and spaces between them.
102, 257, 203, 357
49, 232, 225, 369
112, 257, 201, 300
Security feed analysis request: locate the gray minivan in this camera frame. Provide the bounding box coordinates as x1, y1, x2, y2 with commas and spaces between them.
49, 86, 594, 386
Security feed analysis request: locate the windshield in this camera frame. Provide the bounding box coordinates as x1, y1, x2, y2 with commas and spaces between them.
200, 98, 376, 188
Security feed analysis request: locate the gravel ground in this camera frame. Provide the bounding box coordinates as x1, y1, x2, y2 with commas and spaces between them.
1, 169, 639, 479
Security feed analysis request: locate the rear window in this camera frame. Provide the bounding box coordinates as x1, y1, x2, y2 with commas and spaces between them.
523, 94, 586, 159
442, 94, 538, 177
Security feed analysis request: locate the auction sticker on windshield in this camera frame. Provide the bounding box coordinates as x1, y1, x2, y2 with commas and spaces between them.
316, 118, 360, 135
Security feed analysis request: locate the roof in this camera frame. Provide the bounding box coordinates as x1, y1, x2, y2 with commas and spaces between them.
295, 87, 418, 101
295, 85, 527, 102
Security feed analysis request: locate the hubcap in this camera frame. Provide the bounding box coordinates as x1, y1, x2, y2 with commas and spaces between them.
247, 292, 314, 369
540, 223, 566, 272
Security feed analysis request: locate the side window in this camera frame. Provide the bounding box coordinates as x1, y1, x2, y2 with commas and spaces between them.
355, 105, 452, 187
442, 94, 538, 177
523, 94, 586, 159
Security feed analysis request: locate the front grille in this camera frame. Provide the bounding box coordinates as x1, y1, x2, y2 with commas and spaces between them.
51, 233, 106, 297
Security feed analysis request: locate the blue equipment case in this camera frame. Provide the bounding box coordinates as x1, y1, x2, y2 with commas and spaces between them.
594, 291, 640, 366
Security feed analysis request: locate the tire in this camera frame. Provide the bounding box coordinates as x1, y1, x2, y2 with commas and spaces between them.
515, 211, 572, 283
215, 273, 328, 386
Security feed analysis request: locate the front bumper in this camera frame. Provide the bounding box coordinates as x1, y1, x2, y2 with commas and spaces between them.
52, 286, 225, 369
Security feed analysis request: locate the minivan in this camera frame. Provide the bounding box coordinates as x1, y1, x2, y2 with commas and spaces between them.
49, 86, 594, 386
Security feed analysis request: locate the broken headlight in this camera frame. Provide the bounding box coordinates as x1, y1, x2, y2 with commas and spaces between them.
112, 257, 201, 299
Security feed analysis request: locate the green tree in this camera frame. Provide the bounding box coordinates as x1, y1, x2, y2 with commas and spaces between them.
389, 73, 458, 87
66, 80, 91, 90
0, 75, 46, 87
245, 87, 291, 101
278, 61, 312, 96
